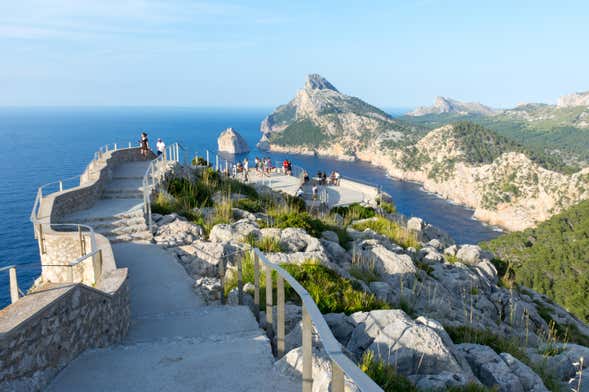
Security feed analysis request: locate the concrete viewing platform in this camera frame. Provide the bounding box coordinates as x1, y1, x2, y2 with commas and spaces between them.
243, 169, 382, 208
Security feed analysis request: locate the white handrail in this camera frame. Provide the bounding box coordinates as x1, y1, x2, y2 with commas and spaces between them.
142, 142, 181, 232
252, 249, 383, 392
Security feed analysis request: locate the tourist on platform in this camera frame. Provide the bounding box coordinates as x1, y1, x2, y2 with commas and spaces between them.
321, 172, 328, 185
254, 157, 260, 173
312, 184, 318, 200
303, 170, 309, 183
329, 171, 336, 185
156, 138, 165, 157
139, 132, 149, 157
296, 186, 304, 198
243, 158, 249, 173
283, 159, 289, 174
286, 160, 292, 175
334, 171, 341, 186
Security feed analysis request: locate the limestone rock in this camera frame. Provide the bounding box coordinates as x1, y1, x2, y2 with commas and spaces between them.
275, 346, 360, 392
456, 245, 492, 265
154, 218, 203, 248
209, 219, 260, 243
217, 127, 250, 154
557, 90, 589, 108
408, 96, 496, 116
456, 344, 525, 392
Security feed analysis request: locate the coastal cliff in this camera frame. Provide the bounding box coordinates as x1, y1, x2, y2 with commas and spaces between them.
260, 76, 589, 231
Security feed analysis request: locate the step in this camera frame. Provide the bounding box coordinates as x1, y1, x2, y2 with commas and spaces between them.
91, 217, 147, 230
72, 209, 145, 224
102, 191, 144, 200
46, 330, 298, 392
106, 231, 153, 243
95, 223, 148, 237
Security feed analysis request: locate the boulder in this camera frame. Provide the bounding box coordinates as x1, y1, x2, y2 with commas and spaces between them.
353, 239, 416, 281
324, 313, 356, 346
217, 127, 250, 154
456, 245, 493, 265
456, 344, 524, 392
346, 310, 467, 377
321, 230, 340, 243
275, 346, 360, 392
209, 219, 261, 243
499, 353, 549, 392
280, 228, 322, 253
154, 218, 203, 248
409, 372, 472, 391
194, 276, 222, 304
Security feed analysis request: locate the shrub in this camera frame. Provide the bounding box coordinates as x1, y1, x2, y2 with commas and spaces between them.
272, 212, 327, 238
224, 258, 389, 315
359, 351, 416, 392
255, 236, 284, 253
353, 217, 420, 249
236, 198, 264, 213
282, 262, 389, 314
444, 326, 528, 363
380, 200, 397, 214
331, 203, 376, 221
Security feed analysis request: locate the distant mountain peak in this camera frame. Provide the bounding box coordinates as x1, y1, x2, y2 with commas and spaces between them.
304, 74, 339, 92
408, 96, 495, 116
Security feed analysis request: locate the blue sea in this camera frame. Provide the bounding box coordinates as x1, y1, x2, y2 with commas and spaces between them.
0, 107, 501, 307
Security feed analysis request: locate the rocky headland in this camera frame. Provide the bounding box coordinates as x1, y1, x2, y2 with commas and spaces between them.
259, 75, 589, 231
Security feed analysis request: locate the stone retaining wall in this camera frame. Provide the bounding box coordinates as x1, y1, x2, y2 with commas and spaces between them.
0, 269, 129, 391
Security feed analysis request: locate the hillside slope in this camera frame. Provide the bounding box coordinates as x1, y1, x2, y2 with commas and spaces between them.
482, 200, 589, 324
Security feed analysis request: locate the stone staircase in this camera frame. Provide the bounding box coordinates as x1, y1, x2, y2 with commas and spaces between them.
60, 162, 154, 243
47, 242, 297, 392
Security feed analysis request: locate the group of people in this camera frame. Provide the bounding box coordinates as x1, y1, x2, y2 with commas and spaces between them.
233, 158, 250, 181
254, 157, 274, 174
315, 170, 341, 186
139, 132, 166, 158
281, 159, 293, 175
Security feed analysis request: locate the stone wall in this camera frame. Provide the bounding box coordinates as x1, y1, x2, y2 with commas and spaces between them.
0, 269, 129, 391
35, 147, 153, 285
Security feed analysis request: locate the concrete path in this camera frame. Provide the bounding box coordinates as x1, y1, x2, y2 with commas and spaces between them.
48, 162, 298, 392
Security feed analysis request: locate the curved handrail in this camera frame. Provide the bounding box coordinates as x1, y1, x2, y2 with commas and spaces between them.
252, 249, 383, 392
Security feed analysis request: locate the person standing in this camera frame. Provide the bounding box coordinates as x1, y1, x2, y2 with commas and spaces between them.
140, 132, 149, 157
156, 138, 166, 157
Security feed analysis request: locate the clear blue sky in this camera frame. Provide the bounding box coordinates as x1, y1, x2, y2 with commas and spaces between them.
1, 0, 588, 108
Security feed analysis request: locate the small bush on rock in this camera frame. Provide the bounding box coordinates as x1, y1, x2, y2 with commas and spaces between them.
353, 217, 420, 249
359, 350, 416, 392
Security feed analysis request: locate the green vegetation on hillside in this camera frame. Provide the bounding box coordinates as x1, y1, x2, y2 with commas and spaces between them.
224, 257, 389, 314
449, 121, 575, 173
269, 119, 328, 147
482, 200, 589, 324
401, 112, 589, 168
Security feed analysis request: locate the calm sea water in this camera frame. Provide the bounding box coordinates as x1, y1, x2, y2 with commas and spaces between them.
0, 107, 501, 307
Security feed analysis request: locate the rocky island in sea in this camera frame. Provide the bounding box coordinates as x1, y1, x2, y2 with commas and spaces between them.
259, 74, 589, 231
217, 127, 250, 154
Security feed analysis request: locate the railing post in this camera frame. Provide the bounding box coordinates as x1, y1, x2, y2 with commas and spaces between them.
265, 263, 273, 339
219, 257, 225, 304
9, 267, 19, 304
78, 225, 85, 256
302, 304, 313, 392
59, 180, 63, 192
237, 253, 243, 305
128, 141, 132, 149
206, 150, 210, 166
277, 275, 285, 358
67, 265, 74, 283
38, 224, 45, 255
253, 250, 260, 321
331, 361, 344, 392
176, 144, 179, 162
216, 155, 219, 172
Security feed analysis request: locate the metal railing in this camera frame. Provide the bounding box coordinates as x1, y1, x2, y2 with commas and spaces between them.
226, 248, 383, 392
0, 265, 26, 304
142, 142, 181, 232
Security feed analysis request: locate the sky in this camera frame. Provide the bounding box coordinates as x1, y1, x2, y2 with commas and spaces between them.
1, 0, 588, 108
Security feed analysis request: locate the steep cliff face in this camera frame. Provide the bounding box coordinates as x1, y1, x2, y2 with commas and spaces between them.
557, 90, 589, 108
355, 124, 589, 231
408, 96, 496, 116
261, 78, 589, 230
259, 74, 411, 157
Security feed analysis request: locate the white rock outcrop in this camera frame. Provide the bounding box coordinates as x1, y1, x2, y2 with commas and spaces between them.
217, 127, 250, 154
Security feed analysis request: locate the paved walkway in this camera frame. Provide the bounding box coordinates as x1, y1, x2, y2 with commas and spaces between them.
245, 170, 373, 208
48, 162, 297, 392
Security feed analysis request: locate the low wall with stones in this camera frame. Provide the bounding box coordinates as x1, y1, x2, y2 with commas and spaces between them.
0, 268, 129, 391
36, 147, 153, 285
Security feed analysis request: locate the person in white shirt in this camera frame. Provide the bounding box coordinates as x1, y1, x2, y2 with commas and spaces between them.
156, 138, 166, 157
296, 187, 304, 198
